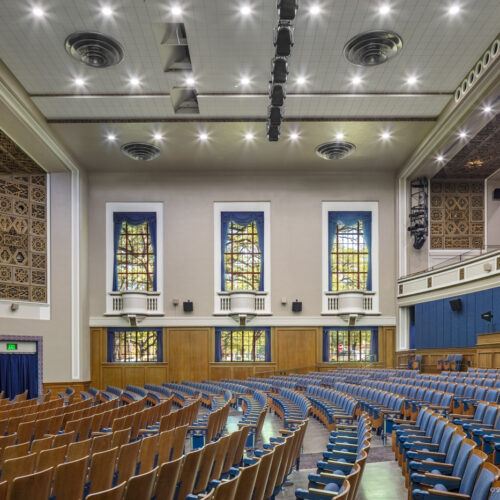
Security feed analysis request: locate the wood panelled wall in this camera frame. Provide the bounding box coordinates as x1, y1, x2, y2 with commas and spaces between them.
90, 326, 396, 389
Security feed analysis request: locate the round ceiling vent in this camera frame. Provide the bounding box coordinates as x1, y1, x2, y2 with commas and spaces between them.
344, 30, 403, 66
120, 142, 161, 161
315, 141, 356, 160
65, 31, 124, 68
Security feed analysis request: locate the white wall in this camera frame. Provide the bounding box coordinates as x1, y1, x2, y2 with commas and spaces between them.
88, 170, 397, 320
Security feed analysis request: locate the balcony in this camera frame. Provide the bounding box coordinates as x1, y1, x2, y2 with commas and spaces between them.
323, 290, 378, 316
106, 291, 163, 317
215, 291, 270, 318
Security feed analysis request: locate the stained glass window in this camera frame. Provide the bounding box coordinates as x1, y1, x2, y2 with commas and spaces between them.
112, 329, 160, 362
326, 329, 375, 362
331, 220, 369, 291
219, 329, 268, 362
224, 221, 261, 291
115, 221, 155, 291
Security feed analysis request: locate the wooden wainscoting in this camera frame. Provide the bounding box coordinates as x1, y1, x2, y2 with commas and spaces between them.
208, 363, 277, 380
396, 348, 477, 372
275, 327, 319, 372
168, 328, 210, 382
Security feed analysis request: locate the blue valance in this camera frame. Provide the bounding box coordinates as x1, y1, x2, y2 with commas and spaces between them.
113, 212, 157, 292
214, 327, 271, 362
328, 211, 372, 291
107, 328, 163, 362
322, 327, 378, 362
221, 212, 264, 291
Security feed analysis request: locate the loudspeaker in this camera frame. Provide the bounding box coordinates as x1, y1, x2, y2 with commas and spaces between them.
493, 189, 500, 200
277, 0, 298, 21
183, 300, 193, 312
481, 311, 493, 322
449, 298, 462, 312
292, 300, 302, 312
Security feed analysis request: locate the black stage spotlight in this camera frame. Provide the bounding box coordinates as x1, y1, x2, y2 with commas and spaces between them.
267, 122, 281, 141
481, 311, 493, 322
274, 25, 294, 56
271, 57, 288, 83
269, 83, 286, 106
268, 105, 283, 125
277, 0, 298, 21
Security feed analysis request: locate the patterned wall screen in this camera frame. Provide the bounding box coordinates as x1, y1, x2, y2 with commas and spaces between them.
429, 180, 484, 250
0, 174, 47, 302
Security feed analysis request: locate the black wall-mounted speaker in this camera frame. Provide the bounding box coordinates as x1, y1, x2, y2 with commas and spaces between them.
292, 301, 302, 312
449, 298, 462, 312
493, 189, 500, 200
183, 301, 193, 312
481, 311, 493, 322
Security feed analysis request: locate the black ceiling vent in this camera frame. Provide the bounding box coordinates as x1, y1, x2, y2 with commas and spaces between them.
120, 142, 161, 161
65, 31, 124, 68
315, 141, 356, 160
344, 30, 403, 66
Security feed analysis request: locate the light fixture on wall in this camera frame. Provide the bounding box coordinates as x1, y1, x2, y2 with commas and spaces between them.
10, 303, 18, 312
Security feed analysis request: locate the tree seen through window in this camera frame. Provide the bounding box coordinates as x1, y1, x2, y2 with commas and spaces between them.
220, 329, 267, 362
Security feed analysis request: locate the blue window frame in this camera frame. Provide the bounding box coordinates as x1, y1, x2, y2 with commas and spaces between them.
107, 328, 163, 362
215, 327, 271, 362
323, 327, 378, 362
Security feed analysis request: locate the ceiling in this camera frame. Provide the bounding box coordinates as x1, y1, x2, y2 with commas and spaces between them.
0, 0, 498, 172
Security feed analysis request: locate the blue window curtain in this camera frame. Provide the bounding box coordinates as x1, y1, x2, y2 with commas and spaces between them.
107, 328, 163, 362
328, 211, 372, 291
221, 212, 265, 291
0, 353, 38, 399
322, 329, 330, 362
113, 212, 157, 292
322, 327, 378, 362
214, 327, 271, 362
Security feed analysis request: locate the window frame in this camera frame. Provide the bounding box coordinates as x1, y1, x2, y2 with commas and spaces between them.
324, 327, 377, 362
321, 202, 378, 314
106, 203, 163, 315
216, 327, 270, 362
107, 328, 162, 363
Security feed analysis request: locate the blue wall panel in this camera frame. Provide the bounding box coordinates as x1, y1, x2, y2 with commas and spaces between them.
415, 287, 500, 349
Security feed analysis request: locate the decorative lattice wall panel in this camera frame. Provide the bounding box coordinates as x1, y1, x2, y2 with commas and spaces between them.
429, 180, 484, 250
0, 173, 47, 302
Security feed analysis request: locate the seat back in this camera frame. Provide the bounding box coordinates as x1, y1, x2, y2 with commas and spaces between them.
52, 456, 88, 500
9, 466, 53, 500
85, 481, 126, 500
67, 438, 92, 461
213, 474, 239, 500
110, 427, 131, 449
470, 462, 499, 499
116, 440, 141, 484
458, 449, 488, 495
194, 440, 219, 494
154, 456, 183, 500
249, 449, 274, 500
37, 444, 67, 470
1, 453, 37, 484
452, 439, 477, 477
87, 446, 119, 494
233, 459, 260, 500
264, 442, 286, 499
124, 466, 158, 500
176, 448, 203, 499
138, 433, 159, 474
210, 433, 231, 481
171, 424, 188, 460
445, 431, 467, 464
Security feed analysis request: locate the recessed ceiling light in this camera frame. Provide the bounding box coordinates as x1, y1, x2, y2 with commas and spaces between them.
436, 154, 445, 162
153, 132, 164, 142
380, 131, 391, 141
447, 3, 461, 16
406, 75, 418, 86
100, 5, 114, 17
170, 4, 183, 16
73, 77, 86, 87
106, 133, 117, 142
239, 76, 251, 87
129, 76, 141, 87
289, 132, 300, 141
198, 132, 209, 142
351, 75, 363, 86
32, 6, 45, 17
239, 4, 252, 16
458, 130, 468, 139
185, 76, 196, 87
309, 4, 321, 15
244, 132, 255, 141
335, 132, 345, 141
296, 75, 308, 86
482, 105, 492, 114
378, 4, 391, 15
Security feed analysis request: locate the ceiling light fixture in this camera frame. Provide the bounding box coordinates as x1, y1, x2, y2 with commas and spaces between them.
447, 3, 461, 16
100, 5, 114, 17
378, 4, 391, 15
240, 4, 252, 16
296, 75, 307, 86
73, 77, 86, 87
32, 6, 45, 17
244, 132, 255, 141
153, 132, 164, 142
129, 76, 141, 87
239, 76, 251, 87
458, 130, 468, 139
170, 4, 183, 17
309, 4, 321, 15
351, 75, 363, 86
106, 133, 117, 142
482, 105, 493, 114
380, 131, 391, 141
198, 132, 209, 142
185, 76, 196, 87
436, 154, 445, 163
406, 75, 418, 86
335, 132, 345, 141
289, 132, 300, 141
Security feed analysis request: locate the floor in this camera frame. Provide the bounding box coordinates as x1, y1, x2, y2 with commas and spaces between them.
232, 408, 408, 500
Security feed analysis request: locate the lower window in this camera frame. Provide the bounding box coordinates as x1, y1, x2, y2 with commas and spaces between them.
323, 328, 378, 362
107, 328, 163, 362
215, 328, 271, 362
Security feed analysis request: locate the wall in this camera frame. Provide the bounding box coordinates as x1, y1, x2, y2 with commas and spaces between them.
414, 286, 500, 349
87, 170, 397, 320
0, 173, 73, 382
